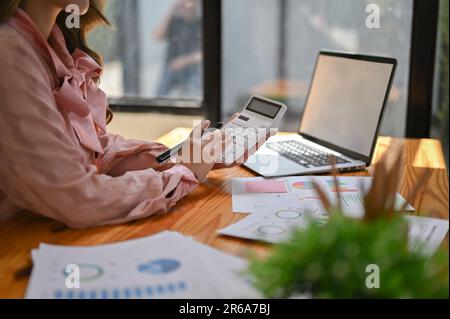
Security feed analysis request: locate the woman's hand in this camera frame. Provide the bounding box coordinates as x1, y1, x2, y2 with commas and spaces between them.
212, 114, 276, 170
177, 120, 231, 182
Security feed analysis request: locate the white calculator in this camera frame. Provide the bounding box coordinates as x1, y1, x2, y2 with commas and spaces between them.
221, 95, 287, 165
156, 95, 287, 165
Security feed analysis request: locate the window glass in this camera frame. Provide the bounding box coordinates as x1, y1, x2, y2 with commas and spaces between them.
89, 0, 203, 100
223, 0, 413, 136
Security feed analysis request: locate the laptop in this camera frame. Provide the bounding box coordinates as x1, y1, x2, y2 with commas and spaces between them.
245, 50, 397, 177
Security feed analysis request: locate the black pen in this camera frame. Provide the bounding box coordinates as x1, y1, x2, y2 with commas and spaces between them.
156, 122, 223, 164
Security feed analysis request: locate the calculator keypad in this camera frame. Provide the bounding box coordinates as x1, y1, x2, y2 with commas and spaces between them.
221, 121, 267, 164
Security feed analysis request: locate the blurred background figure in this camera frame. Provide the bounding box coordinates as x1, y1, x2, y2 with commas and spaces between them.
154, 0, 203, 97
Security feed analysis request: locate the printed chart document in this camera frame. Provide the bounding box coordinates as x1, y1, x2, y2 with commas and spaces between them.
220, 204, 448, 256
231, 176, 415, 217
26, 232, 258, 299
220, 198, 326, 244
223, 176, 447, 255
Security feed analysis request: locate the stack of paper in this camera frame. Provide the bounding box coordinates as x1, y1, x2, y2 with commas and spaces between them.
219, 176, 449, 256
26, 231, 259, 299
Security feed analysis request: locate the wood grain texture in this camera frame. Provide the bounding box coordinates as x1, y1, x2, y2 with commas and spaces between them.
0, 131, 448, 298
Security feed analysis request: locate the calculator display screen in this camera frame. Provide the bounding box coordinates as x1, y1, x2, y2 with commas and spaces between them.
245, 98, 282, 119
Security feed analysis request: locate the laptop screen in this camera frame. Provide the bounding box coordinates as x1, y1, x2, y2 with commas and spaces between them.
299, 53, 395, 159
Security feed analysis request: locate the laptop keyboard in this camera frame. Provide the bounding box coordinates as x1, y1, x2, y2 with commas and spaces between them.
265, 140, 350, 168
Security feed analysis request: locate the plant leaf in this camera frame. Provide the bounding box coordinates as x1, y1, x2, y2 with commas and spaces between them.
312, 181, 333, 215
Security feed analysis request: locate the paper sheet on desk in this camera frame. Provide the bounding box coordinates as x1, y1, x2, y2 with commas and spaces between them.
175, 234, 259, 298
220, 198, 327, 244
405, 216, 449, 256
220, 207, 448, 256
231, 176, 415, 217
27, 232, 259, 299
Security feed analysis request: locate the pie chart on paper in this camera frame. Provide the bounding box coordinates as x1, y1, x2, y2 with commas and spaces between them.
138, 259, 181, 275
292, 181, 314, 190
275, 209, 303, 220
257, 225, 286, 235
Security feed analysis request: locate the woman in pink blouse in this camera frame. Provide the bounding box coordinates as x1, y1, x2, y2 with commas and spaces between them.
0, 0, 246, 228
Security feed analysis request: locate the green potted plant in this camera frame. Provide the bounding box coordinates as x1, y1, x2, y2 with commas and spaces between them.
248, 150, 449, 298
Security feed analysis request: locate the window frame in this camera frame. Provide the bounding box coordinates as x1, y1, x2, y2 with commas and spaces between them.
406, 0, 440, 138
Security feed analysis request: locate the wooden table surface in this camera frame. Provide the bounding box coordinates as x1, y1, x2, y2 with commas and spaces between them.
0, 129, 448, 298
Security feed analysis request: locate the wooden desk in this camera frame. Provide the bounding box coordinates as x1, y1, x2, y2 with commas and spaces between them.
0, 130, 448, 298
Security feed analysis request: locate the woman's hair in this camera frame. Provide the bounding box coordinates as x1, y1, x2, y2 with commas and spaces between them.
0, 0, 113, 124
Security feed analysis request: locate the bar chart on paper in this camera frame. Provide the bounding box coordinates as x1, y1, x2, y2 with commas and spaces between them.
325, 180, 359, 192
52, 281, 188, 299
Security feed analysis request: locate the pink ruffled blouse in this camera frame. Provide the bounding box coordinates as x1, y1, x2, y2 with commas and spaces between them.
0, 9, 198, 228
